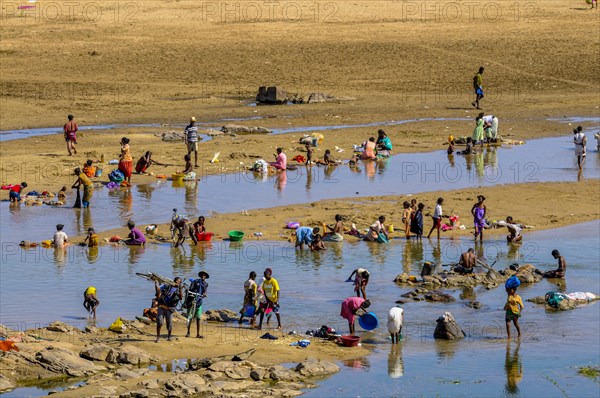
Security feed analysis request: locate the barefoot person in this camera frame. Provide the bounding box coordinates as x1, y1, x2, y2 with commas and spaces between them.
123, 220, 146, 246
9, 182, 27, 202
135, 151, 165, 174
53, 224, 68, 247
504, 286, 523, 339
155, 277, 183, 342
258, 268, 281, 330
64, 114, 78, 155
83, 286, 100, 318
340, 297, 370, 335
387, 305, 404, 344
118, 137, 133, 184
472, 67, 484, 109
471, 195, 487, 242
347, 268, 370, 299
505, 216, 523, 243
186, 271, 208, 338
239, 271, 257, 325
427, 197, 444, 240
573, 126, 587, 170
295, 226, 319, 249
410, 203, 425, 240
543, 250, 567, 278
72, 167, 93, 208
402, 201, 413, 239
184, 117, 199, 168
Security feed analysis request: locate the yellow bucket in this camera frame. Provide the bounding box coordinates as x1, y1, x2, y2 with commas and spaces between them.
171, 173, 185, 182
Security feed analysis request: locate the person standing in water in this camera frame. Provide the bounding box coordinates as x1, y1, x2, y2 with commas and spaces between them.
472, 67, 484, 110
471, 195, 487, 242
64, 114, 78, 155
258, 268, 281, 330
504, 286, 523, 339
427, 197, 444, 240
573, 126, 587, 170
83, 286, 100, 318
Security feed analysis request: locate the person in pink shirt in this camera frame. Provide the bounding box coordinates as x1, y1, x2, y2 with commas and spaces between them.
271, 148, 287, 170
340, 297, 371, 335
63, 114, 78, 156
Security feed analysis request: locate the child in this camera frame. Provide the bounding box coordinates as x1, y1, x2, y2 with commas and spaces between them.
410, 203, 425, 239
427, 197, 444, 240
83, 227, 99, 248
461, 137, 474, 155
83, 286, 100, 318
387, 305, 404, 344
311, 233, 326, 251
83, 160, 96, 178
316, 149, 335, 166
402, 201, 413, 239
504, 287, 523, 339
305, 144, 313, 166
53, 224, 68, 247
57, 186, 67, 201
9, 182, 27, 202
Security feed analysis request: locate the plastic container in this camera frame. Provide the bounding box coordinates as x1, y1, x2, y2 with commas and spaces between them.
95, 168, 103, 177
172, 173, 185, 182
228, 230, 245, 241
340, 335, 360, 347
196, 232, 214, 242
358, 312, 379, 331
505, 275, 521, 289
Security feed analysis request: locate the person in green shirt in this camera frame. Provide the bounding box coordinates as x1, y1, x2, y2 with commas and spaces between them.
472, 66, 485, 110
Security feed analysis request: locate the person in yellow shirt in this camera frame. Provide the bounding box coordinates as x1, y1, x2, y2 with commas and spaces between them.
258, 268, 281, 330
83, 228, 99, 247
504, 287, 523, 339
72, 168, 94, 208
83, 286, 100, 318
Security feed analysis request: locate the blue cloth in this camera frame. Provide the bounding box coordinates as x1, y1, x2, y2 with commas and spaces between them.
189, 278, 208, 306
9, 191, 20, 200
296, 227, 314, 245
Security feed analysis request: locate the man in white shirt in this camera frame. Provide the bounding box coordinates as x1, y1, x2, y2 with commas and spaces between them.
573, 126, 587, 170
53, 224, 68, 247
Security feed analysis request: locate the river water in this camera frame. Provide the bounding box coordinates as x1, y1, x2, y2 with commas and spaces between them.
0, 222, 598, 396
1, 131, 598, 243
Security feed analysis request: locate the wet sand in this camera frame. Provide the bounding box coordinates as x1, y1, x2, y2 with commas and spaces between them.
73, 181, 600, 244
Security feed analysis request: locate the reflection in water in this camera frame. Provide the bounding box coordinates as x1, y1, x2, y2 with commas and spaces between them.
459, 286, 476, 301
387, 344, 404, 379
306, 167, 313, 191
170, 246, 196, 269
447, 153, 455, 168
125, 246, 145, 265
401, 239, 424, 274
504, 342, 523, 395
87, 246, 100, 263
342, 357, 370, 369
431, 240, 441, 265
184, 181, 199, 215
276, 171, 287, 191
53, 246, 66, 265
378, 158, 390, 174
137, 183, 155, 201
366, 242, 390, 265
365, 160, 376, 179
434, 339, 458, 360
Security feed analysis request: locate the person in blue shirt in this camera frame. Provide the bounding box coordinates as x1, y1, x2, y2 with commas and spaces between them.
186, 271, 209, 338
155, 277, 183, 342
295, 226, 319, 249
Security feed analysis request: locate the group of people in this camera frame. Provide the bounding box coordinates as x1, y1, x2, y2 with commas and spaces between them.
359, 129, 393, 161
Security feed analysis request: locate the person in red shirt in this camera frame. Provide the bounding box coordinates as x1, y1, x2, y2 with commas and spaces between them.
64, 114, 78, 156
9, 182, 27, 202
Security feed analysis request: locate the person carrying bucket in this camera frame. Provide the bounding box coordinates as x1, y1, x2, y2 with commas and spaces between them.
340, 297, 370, 335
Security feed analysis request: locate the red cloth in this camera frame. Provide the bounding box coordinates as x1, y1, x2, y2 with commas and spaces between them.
10, 185, 21, 193
64, 121, 78, 140
118, 161, 133, 178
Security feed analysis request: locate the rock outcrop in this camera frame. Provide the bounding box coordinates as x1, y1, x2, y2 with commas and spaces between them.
433, 312, 465, 340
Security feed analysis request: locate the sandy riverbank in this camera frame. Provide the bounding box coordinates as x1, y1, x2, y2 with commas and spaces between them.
65, 181, 600, 245
0, 317, 367, 397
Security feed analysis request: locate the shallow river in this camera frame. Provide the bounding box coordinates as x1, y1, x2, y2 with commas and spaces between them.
1, 131, 598, 243
0, 221, 598, 397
